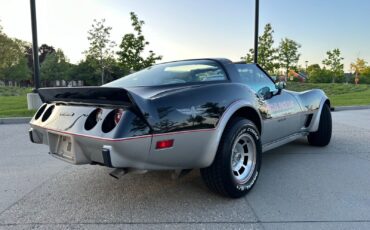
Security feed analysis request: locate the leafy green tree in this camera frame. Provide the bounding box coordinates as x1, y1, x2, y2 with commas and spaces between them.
242, 24, 279, 74
105, 59, 129, 82
38, 44, 56, 63
307, 64, 321, 74
322, 48, 344, 83
40, 49, 70, 86
307, 64, 333, 83
361, 66, 370, 84
23, 43, 55, 74
350, 58, 367, 84
0, 37, 24, 76
3, 57, 31, 84
0, 24, 31, 84
278, 38, 301, 78
68, 57, 101, 86
117, 12, 162, 72
84, 19, 116, 85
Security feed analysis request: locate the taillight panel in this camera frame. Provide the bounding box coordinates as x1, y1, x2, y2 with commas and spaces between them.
84, 108, 103, 130
41, 105, 55, 122
34, 103, 47, 120
102, 108, 125, 133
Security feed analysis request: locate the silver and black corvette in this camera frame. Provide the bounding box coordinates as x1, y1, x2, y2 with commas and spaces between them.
29, 58, 332, 198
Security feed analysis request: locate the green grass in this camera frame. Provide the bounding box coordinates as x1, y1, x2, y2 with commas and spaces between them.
287, 82, 370, 107
0, 87, 35, 118
0, 87, 33, 96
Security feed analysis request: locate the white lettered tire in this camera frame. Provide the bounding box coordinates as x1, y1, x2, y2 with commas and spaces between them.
200, 117, 262, 198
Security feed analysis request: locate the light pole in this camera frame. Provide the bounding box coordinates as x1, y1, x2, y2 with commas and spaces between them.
30, 0, 40, 91
27, 0, 42, 110
254, 0, 259, 64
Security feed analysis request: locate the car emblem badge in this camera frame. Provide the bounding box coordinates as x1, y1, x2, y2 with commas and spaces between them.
177, 106, 206, 118
59, 112, 75, 117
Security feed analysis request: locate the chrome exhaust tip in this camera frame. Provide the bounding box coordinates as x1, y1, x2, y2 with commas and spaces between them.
109, 168, 127, 179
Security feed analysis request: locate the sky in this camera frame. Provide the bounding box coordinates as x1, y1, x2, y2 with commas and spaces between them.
0, 0, 369, 71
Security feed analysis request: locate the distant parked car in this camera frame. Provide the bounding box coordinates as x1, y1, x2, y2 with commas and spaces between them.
29, 58, 332, 198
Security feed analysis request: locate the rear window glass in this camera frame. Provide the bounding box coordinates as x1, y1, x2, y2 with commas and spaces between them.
104, 60, 227, 87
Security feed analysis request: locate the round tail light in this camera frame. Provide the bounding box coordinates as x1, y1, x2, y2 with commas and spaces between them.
102, 108, 124, 133
114, 109, 124, 125
34, 103, 48, 120
85, 108, 103, 130
41, 105, 55, 122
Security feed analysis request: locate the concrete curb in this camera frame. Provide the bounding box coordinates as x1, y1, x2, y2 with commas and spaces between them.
0, 117, 31, 125
333, 105, 370, 111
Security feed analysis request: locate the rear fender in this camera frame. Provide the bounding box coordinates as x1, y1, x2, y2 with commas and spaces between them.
203, 100, 262, 167
308, 96, 330, 132
296, 89, 329, 132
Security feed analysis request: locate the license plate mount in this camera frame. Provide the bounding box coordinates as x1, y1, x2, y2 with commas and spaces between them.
52, 134, 75, 161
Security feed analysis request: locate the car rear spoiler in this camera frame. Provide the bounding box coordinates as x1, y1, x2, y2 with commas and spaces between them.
38, 87, 135, 106
38, 86, 157, 129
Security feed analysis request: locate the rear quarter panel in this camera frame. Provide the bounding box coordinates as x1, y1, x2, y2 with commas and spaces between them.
293, 89, 329, 132
148, 83, 259, 133
143, 83, 263, 168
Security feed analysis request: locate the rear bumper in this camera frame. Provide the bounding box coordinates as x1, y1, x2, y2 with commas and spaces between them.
29, 126, 217, 170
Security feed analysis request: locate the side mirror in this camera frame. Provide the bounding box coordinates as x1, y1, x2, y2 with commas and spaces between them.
275, 81, 286, 95
257, 86, 273, 100
275, 81, 286, 90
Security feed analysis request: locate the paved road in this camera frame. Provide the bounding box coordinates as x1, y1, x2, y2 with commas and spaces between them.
0, 110, 369, 230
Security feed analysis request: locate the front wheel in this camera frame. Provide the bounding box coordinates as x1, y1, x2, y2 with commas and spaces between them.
308, 103, 332, 146
200, 117, 262, 198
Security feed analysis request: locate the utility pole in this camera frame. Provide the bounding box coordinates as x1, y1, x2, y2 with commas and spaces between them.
254, 0, 259, 64
27, 0, 43, 110
30, 0, 40, 91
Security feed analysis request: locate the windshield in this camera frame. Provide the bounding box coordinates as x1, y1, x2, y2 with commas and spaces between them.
104, 60, 227, 88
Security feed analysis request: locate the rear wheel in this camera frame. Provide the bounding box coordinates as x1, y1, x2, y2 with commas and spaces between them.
308, 104, 332, 146
200, 117, 262, 198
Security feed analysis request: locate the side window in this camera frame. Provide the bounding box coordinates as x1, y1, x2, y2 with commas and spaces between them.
236, 64, 276, 93
194, 68, 227, 82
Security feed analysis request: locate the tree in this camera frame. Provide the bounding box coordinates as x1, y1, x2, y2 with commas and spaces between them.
242, 24, 279, 74
105, 59, 129, 82
0, 35, 24, 73
306, 64, 333, 83
322, 48, 344, 83
362, 67, 370, 84
306, 64, 321, 75
350, 58, 367, 84
117, 12, 162, 72
24, 43, 55, 75
0, 26, 31, 83
84, 19, 116, 85
68, 57, 101, 86
3, 57, 31, 84
39, 44, 56, 63
40, 49, 70, 86
278, 38, 301, 78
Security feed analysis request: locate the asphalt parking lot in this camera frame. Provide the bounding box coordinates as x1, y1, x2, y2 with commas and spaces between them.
0, 109, 369, 230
